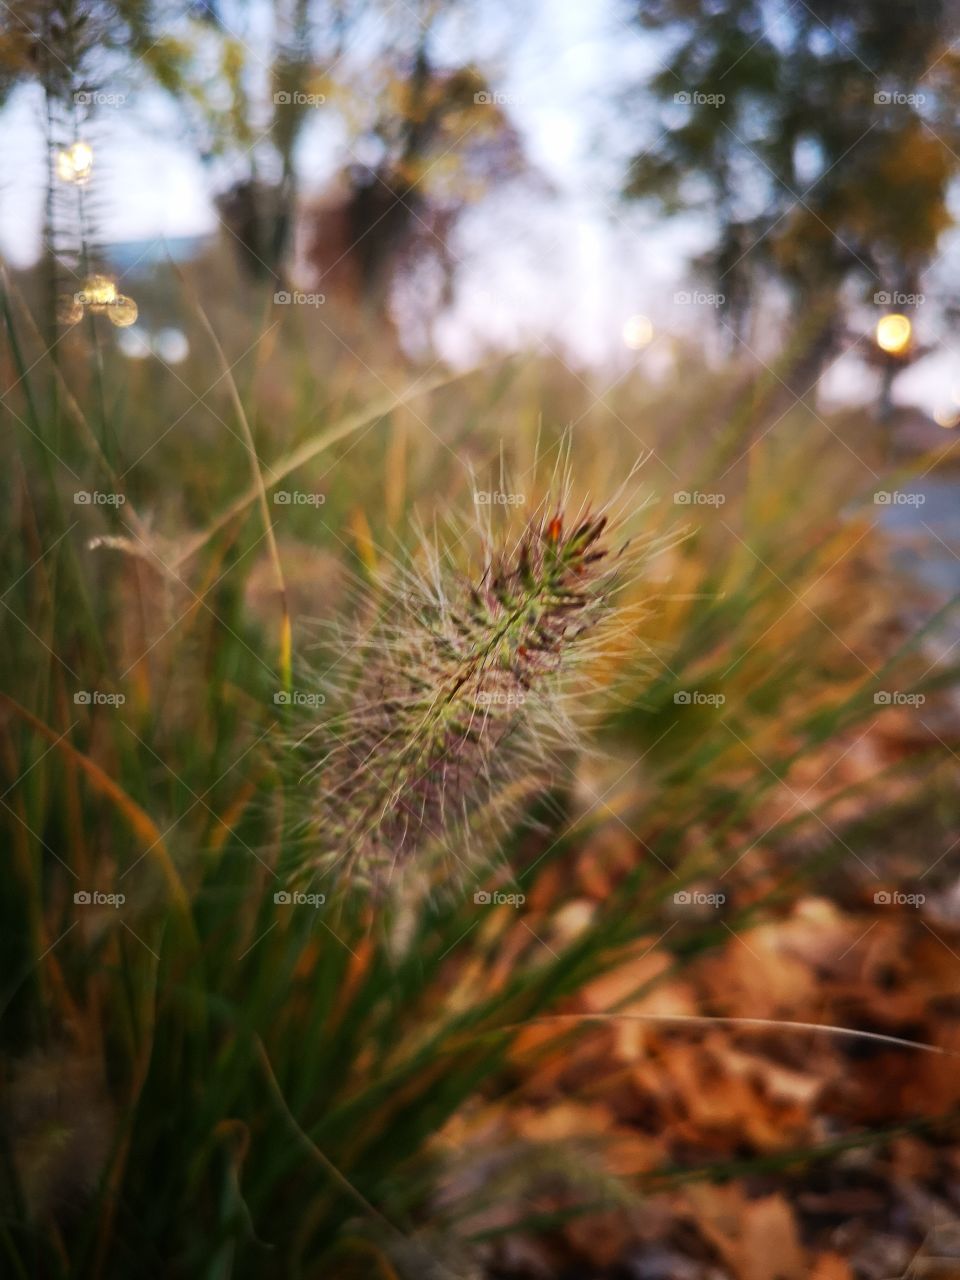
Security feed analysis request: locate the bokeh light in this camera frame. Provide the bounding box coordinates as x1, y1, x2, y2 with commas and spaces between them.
55, 141, 94, 185
79, 275, 118, 308
622, 314, 654, 350
69, 275, 138, 326
107, 295, 139, 327
933, 404, 960, 428
875, 313, 912, 355
153, 328, 189, 363
116, 328, 152, 359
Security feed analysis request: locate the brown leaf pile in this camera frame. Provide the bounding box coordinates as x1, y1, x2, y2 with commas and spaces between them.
436, 719, 960, 1279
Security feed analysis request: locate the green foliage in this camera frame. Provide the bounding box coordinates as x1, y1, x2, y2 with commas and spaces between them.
626, 0, 960, 330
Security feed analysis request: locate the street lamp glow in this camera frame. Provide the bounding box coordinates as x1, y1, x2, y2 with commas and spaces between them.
875, 313, 912, 355
623, 314, 654, 350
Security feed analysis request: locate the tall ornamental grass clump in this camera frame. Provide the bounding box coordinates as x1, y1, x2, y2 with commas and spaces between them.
2, 263, 957, 1277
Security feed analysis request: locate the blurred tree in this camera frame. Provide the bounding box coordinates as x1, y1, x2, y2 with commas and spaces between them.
625, 0, 960, 387
213, 0, 529, 325
198, 0, 531, 346
301, 55, 527, 324
1, 0, 530, 336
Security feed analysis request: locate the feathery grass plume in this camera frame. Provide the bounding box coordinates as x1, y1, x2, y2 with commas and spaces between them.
289, 497, 636, 892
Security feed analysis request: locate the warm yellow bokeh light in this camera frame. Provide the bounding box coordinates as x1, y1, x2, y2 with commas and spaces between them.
79, 275, 118, 309
623, 314, 654, 350
934, 405, 960, 429
875, 313, 912, 355
107, 295, 139, 327
69, 276, 138, 326
55, 141, 94, 185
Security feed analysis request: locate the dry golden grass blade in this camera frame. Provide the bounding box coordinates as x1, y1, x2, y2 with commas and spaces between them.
0, 693, 191, 920
182, 284, 292, 688
502, 1013, 957, 1057
171, 364, 479, 569
385, 411, 409, 525
349, 504, 377, 574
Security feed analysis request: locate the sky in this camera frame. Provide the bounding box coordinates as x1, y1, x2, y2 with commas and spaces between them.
1, 0, 959, 420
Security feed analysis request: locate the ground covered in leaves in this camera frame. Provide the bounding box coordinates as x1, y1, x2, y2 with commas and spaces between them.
436, 710, 960, 1280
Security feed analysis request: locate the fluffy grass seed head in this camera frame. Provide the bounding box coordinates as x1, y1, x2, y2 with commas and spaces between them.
285, 499, 633, 894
